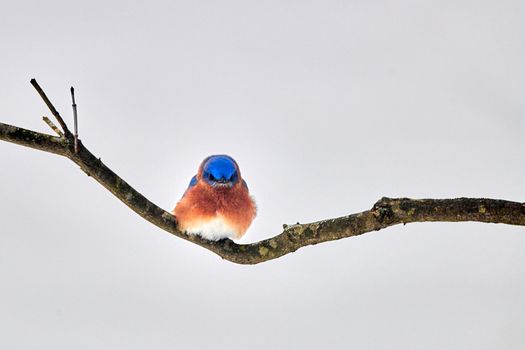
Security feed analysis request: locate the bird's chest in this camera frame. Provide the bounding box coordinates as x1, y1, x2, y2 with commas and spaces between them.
193, 188, 242, 216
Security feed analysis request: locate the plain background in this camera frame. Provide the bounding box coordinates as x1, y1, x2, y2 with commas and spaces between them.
1, 0, 524, 349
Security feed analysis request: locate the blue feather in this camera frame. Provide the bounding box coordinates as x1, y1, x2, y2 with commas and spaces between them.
187, 175, 197, 189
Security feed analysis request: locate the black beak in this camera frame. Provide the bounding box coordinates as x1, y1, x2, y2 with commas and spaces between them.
214, 178, 233, 188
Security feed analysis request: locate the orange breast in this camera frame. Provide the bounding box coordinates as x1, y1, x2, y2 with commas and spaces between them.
173, 181, 256, 239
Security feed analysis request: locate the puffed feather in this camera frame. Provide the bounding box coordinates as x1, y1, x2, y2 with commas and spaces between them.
173, 155, 256, 240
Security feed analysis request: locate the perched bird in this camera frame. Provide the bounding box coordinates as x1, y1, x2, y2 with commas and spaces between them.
173, 155, 256, 241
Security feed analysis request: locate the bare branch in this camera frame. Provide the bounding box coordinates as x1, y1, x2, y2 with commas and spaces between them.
43, 116, 64, 137
70, 86, 79, 153
0, 122, 68, 156
1, 81, 524, 264
30, 79, 72, 137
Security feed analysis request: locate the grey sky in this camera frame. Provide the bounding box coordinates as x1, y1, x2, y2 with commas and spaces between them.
1, 0, 524, 349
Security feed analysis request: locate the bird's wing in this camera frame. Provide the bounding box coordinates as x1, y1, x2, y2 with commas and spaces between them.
188, 175, 198, 189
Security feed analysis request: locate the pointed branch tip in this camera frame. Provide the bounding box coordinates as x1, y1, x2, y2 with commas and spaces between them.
42, 116, 64, 137
30, 78, 71, 137
70, 85, 79, 153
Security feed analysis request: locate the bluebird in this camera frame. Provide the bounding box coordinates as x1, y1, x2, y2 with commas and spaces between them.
173, 155, 257, 241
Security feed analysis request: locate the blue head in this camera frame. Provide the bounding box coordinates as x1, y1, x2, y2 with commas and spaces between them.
200, 155, 240, 187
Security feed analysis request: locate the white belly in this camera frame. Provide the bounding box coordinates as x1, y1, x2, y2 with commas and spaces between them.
184, 216, 238, 241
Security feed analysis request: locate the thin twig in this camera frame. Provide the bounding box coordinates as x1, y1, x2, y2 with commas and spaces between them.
30, 79, 71, 137
70, 87, 78, 153
42, 116, 64, 137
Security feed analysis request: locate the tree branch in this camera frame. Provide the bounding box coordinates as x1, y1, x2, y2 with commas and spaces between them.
30, 79, 72, 137
1, 80, 524, 264
43, 116, 64, 137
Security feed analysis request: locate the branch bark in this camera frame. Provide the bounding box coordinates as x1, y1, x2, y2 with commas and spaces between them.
1, 80, 524, 264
